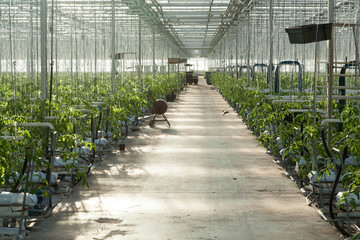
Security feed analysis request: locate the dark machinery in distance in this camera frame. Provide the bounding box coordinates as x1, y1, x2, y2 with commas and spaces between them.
186, 71, 198, 85
185, 64, 198, 85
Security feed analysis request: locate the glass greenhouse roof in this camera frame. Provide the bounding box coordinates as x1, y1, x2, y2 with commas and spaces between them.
0, 0, 359, 58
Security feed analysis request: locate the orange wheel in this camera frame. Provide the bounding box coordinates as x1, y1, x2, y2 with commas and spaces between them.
149, 120, 155, 127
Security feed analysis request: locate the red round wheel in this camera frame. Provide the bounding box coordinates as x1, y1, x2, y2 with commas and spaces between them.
152, 99, 168, 114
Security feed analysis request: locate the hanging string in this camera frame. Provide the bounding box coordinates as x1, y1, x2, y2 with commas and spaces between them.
8, 0, 15, 114
94, 3, 98, 91
30, 0, 34, 102
49, 0, 55, 115
55, 3, 59, 98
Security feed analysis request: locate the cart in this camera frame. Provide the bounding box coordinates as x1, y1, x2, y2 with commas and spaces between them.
185, 64, 198, 85
149, 99, 170, 127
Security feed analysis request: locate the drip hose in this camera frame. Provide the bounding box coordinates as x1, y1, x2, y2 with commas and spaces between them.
300, 123, 310, 155
13, 150, 29, 192
329, 146, 348, 237
320, 126, 332, 159
320, 125, 349, 237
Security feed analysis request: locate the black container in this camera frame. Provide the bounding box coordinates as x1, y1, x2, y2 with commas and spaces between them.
165, 92, 176, 102
205, 71, 212, 85
285, 23, 332, 44
186, 71, 193, 85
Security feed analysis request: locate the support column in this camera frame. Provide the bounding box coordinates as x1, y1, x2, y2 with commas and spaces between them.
8, 1, 14, 90
111, 0, 116, 94
49, 0, 55, 104
40, 0, 48, 101
138, 19, 143, 88
235, 27, 239, 80
94, 11, 97, 87
70, 23, 73, 83
161, 35, 165, 73
55, 14, 58, 96
328, 0, 334, 23
75, 36, 79, 97
222, 41, 226, 73
152, 27, 156, 80
27, 42, 30, 77
327, 0, 335, 143
328, 0, 334, 110
177, 62, 179, 94
82, 22, 86, 85
268, 0, 274, 91
247, 8, 251, 87
355, 6, 360, 85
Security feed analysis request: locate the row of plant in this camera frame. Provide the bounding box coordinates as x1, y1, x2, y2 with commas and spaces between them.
0, 72, 182, 193
211, 72, 360, 237
221, 69, 315, 91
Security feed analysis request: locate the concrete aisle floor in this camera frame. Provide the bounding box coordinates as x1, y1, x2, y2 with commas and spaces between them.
27, 77, 341, 240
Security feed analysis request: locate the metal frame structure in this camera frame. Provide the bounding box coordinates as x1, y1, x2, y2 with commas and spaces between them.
0, 0, 359, 88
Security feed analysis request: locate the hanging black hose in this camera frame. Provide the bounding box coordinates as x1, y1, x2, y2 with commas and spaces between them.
320, 125, 349, 237
300, 123, 310, 155
329, 146, 349, 237
12, 147, 30, 192
105, 107, 110, 137
45, 146, 54, 210
90, 117, 96, 166
320, 126, 332, 159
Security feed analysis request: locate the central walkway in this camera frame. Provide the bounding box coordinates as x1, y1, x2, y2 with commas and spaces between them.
28, 78, 340, 240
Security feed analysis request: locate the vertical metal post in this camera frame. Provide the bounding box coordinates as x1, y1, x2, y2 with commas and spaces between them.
218, 43, 221, 72
74, 16, 79, 97
40, 0, 48, 101
161, 35, 164, 73
49, 0, 55, 106
313, 42, 320, 174
328, 27, 334, 143
54, 4, 58, 97
223, 41, 226, 73
247, 14, 251, 87
168, 61, 170, 83
8, 0, 14, 91
235, 27, 239, 80
328, 0, 334, 23
75, 36, 79, 97
177, 62, 180, 95
82, 23, 86, 87
167, 39, 169, 73
314, 42, 319, 111
70, 23, 73, 83
268, 0, 274, 91
227, 35, 231, 73
27, 42, 30, 77
103, 23, 106, 85
138, 19, 143, 88
357, 8, 360, 85
152, 27, 156, 80
111, 0, 116, 94
94, 11, 97, 87
328, 0, 334, 144
354, 24, 360, 85
122, 57, 125, 85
